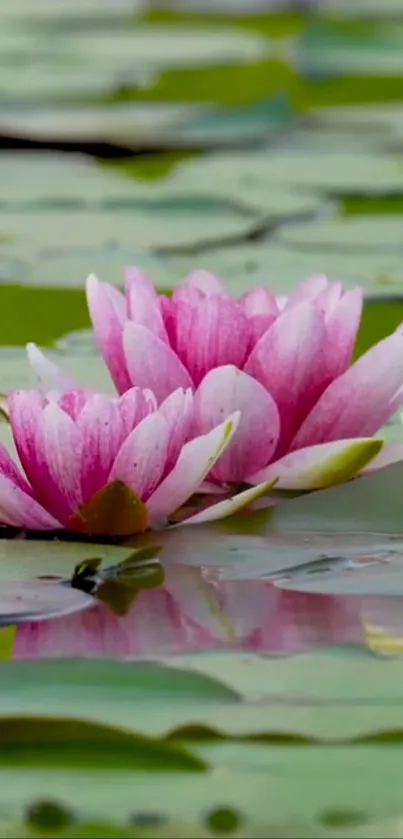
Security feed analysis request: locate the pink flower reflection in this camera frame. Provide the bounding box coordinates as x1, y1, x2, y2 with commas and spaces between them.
14, 572, 367, 660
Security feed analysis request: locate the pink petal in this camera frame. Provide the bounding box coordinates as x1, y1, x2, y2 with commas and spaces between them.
181, 479, 276, 525
8, 390, 46, 487
248, 438, 383, 490
158, 387, 194, 474
76, 394, 124, 500
193, 366, 280, 483
240, 285, 279, 347
179, 270, 228, 299
173, 296, 249, 387
110, 412, 169, 501
0, 442, 32, 494
86, 274, 131, 394
322, 287, 363, 379
0, 473, 61, 529
244, 302, 328, 454
285, 274, 330, 308
37, 403, 83, 520
57, 389, 94, 420
291, 329, 403, 450
117, 387, 156, 437
125, 267, 167, 341
26, 343, 77, 393
122, 322, 193, 402
146, 412, 240, 525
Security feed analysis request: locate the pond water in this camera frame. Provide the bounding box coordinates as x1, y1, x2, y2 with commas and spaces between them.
2, 1, 403, 836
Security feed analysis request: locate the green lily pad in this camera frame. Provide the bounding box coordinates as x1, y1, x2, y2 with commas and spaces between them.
157, 152, 336, 212
0, 580, 93, 626
297, 22, 403, 76
168, 148, 403, 197
276, 216, 403, 252
312, 103, 403, 146
318, 0, 403, 16
170, 242, 403, 297
71, 25, 270, 71
0, 201, 260, 287
0, 539, 142, 582
0, 152, 187, 209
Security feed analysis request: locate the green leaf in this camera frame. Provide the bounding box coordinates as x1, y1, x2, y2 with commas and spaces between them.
276, 215, 403, 253
297, 21, 403, 76
0, 716, 205, 771
0, 580, 93, 626
0, 538, 138, 582
268, 460, 403, 535
170, 242, 403, 299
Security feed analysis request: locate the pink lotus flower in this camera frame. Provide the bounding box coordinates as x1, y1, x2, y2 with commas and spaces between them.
77, 268, 403, 491
28, 269, 403, 494
0, 385, 270, 534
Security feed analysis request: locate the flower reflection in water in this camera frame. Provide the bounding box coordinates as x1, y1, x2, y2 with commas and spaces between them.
13, 565, 373, 660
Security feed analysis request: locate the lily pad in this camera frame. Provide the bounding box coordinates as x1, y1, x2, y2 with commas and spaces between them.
297, 22, 403, 76
312, 103, 403, 146
0, 580, 93, 626
169, 149, 403, 197
170, 242, 403, 297
0, 152, 189, 209
0, 539, 141, 582
318, 0, 403, 16
276, 216, 403, 253
159, 152, 335, 213
274, 558, 403, 597
70, 25, 270, 72
0, 203, 260, 288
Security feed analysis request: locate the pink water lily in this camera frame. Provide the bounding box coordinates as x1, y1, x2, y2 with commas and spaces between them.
0, 385, 271, 534
78, 268, 403, 491
27, 270, 403, 493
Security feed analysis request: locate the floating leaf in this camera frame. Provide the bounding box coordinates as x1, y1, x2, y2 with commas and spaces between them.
276, 216, 403, 253
0, 716, 206, 771
0, 580, 93, 626
68, 481, 149, 538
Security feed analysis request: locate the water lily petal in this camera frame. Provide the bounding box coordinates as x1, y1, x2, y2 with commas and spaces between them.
180, 270, 228, 298
57, 389, 93, 420
76, 394, 124, 500
8, 390, 46, 486
291, 328, 403, 449
146, 412, 240, 525
26, 343, 77, 393
194, 365, 280, 483
244, 302, 328, 454
125, 266, 167, 341
173, 296, 249, 386
38, 402, 83, 519
117, 386, 156, 437
181, 479, 277, 525
285, 274, 329, 308
0, 442, 31, 493
248, 438, 383, 490
110, 412, 169, 501
0, 473, 60, 529
240, 285, 279, 346
158, 387, 194, 474
86, 274, 131, 394
323, 287, 363, 379
123, 322, 193, 402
